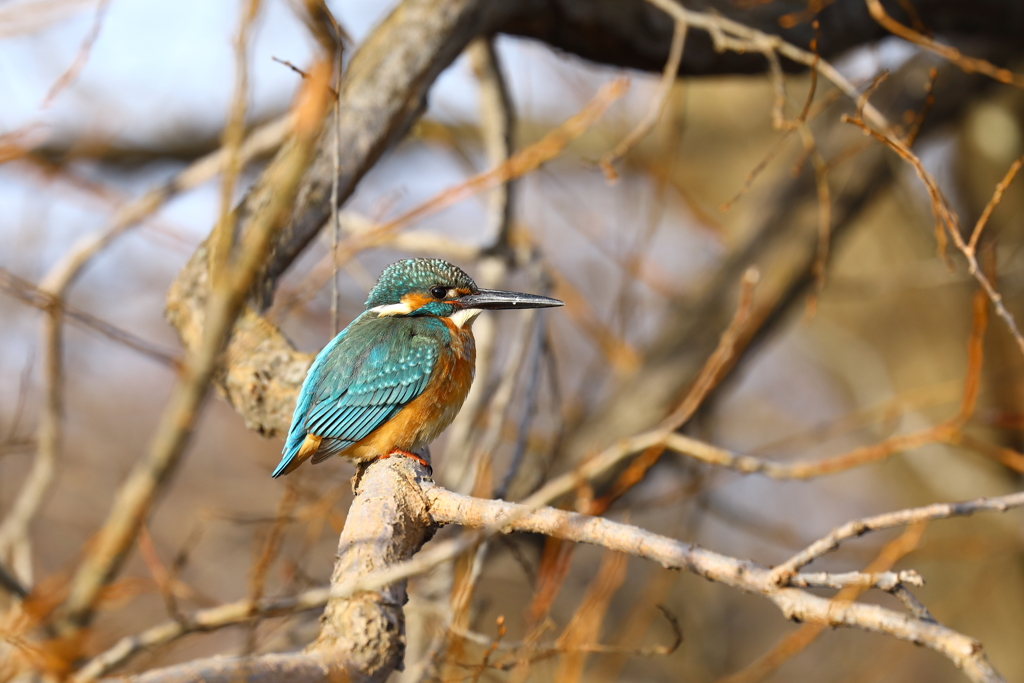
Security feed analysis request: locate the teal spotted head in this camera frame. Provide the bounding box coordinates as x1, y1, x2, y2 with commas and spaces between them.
365, 258, 563, 325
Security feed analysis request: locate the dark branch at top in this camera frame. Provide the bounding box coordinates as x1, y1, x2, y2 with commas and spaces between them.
499, 0, 1024, 76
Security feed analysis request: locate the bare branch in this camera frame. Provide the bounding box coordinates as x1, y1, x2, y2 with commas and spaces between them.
55, 61, 334, 633
77, 460, 1020, 683
642, 0, 887, 128
599, 17, 687, 181
41, 0, 110, 107
771, 492, 1024, 584
0, 268, 180, 369
864, 0, 1024, 88
114, 654, 332, 683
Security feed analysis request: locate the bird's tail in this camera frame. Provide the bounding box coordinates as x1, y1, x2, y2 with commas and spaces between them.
272, 433, 322, 478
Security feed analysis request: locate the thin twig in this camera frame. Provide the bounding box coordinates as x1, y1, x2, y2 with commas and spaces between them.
771, 494, 1024, 583
0, 268, 180, 368
865, 0, 1024, 88
209, 0, 262, 288
244, 485, 298, 653
41, 0, 110, 107
599, 18, 687, 181
587, 268, 760, 512
327, 9, 344, 335
499, 314, 546, 499
891, 583, 937, 623
842, 114, 1024, 356
662, 267, 760, 431
644, 0, 889, 129
967, 151, 1024, 251
798, 125, 831, 316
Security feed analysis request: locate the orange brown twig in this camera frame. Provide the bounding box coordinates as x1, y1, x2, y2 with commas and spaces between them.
798, 125, 831, 315
843, 112, 1024, 356
599, 19, 687, 181
968, 152, 1024, 252
865, 0, 1024, 88
662, 289, 988, 480
553, 550, 628, 683
587, 268, 760, 513
210, 0, 262, 289
269, 78, 630, 317
41, 0, 110, 107
904, 67, 939, 147
244, 484, 298, 653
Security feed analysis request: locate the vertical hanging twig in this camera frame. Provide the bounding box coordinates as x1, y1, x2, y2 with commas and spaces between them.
441, 36, 517, 488
329, 25, 345, 335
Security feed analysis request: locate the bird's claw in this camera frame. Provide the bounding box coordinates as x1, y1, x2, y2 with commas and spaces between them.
381, 449, 433, 476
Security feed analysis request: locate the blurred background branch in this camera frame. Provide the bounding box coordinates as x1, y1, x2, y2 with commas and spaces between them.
3, 0, 1024, 682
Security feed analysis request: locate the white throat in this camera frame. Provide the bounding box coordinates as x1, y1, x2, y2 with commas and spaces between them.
448, 307, 482, 329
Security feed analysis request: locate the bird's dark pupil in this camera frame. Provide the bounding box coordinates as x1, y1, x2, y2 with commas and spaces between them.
430, 286, 447, 299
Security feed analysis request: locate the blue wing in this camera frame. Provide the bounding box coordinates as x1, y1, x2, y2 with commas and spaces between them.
272, 314, 439, 477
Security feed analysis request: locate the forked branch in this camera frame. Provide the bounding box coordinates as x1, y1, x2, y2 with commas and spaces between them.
75, 457, 1017, 683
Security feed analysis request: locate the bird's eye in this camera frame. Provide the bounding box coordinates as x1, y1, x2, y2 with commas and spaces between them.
430, 286, 447, 300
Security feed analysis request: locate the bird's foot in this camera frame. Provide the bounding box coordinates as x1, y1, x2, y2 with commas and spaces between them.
381, 449, 432, 475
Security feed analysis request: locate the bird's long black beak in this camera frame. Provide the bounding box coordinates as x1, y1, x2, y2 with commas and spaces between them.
459, 289, 564, 310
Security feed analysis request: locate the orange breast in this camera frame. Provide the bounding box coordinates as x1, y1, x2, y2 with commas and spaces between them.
344, 323, 476, 461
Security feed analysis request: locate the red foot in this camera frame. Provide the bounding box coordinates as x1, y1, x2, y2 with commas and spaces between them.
381, 449, 432, 473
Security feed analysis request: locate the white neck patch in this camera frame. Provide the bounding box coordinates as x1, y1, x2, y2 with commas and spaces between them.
369, 301, 413, 316
448, 307, 482, 329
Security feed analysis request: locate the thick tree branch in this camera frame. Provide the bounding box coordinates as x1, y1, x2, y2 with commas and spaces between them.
498, 0, 1024, 78
85, 458, 1019, 683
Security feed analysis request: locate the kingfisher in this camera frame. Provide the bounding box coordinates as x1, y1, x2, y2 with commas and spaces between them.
272, 258, 563, 477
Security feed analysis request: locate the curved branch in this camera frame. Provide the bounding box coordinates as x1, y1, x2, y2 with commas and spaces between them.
79, 458, 1020, 683
771, 492, 1024, 583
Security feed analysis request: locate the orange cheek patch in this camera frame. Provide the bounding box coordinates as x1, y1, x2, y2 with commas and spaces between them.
401, 292, 434, 312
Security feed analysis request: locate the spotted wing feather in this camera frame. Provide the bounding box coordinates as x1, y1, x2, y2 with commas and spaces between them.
272, 316, 437, 477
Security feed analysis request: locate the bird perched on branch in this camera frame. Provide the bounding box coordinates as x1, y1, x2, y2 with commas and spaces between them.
272, 258, 563, 477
